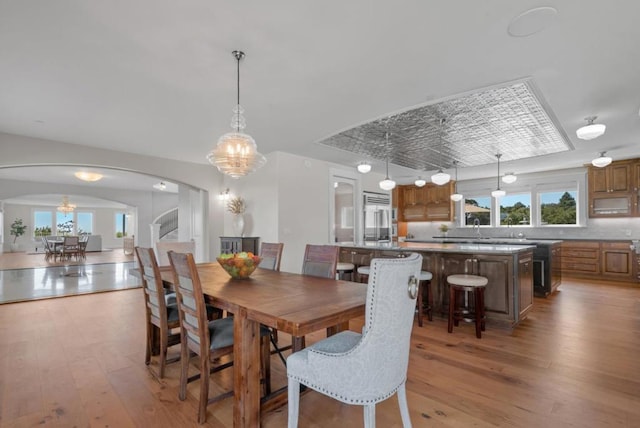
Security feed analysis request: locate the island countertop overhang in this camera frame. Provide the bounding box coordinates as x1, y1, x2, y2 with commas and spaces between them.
343, 241, 536, 255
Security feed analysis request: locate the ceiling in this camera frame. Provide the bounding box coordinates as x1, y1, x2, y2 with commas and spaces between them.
0, 1, 639, 185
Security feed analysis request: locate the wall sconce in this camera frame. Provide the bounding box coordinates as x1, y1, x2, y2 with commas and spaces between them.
219, 188, 231, 201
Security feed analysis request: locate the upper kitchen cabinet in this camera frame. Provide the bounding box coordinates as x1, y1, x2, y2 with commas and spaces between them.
589, 160, 632, 194
398, 182, 454, 222
588, 159, 638, 217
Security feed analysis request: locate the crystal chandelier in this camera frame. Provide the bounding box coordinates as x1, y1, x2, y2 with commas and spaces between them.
431, 118, 450, 186
207, 50, 266, 179
57, 195, 76, 215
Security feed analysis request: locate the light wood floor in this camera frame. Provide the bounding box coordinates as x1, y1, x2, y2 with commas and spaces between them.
0, 250, 134, 271
0, 278, 638, 427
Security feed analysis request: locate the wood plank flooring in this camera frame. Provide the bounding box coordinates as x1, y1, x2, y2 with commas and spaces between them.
0, 250, 134, 271
0, 277, 638, 427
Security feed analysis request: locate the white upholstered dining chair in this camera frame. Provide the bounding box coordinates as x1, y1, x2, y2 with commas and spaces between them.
287, 252, 422, 428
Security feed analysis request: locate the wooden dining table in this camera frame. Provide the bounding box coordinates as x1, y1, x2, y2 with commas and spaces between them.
158, 262, 367, 427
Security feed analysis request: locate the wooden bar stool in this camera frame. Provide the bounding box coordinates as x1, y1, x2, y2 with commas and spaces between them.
336, 262, 355, 281
416, 271, 433, 326
357, 265, 370, 283
447, 274, 488, 338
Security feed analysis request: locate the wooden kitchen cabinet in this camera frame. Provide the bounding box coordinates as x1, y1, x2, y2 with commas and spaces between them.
518, 253, 534, 320
220, 237, 260, 255
559, 241, 600, 275
588, 159, 637, 217
398, 183, 454, 222
589, 161, 632, 194
560, 240, 636, 282
600, 242, 634, 280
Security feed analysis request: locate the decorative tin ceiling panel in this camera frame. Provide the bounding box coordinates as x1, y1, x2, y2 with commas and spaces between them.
319, 80, 573, 171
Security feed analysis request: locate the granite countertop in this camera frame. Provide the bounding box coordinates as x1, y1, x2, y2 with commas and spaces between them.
342, 242, 536, 255
406, 237, 563, 245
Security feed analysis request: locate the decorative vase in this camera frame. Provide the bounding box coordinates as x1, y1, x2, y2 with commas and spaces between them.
233, 214, 245, 237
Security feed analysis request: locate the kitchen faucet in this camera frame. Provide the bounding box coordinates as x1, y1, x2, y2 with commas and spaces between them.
473, 218, 481, 237
506, 218, 514, 238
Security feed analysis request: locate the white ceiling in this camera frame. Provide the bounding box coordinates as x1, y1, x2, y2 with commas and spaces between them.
0, 1, 639, 185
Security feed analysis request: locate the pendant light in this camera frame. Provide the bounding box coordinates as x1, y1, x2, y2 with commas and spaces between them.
431, 118, 451, 185
576, 116, 606, 140
379, 132, 396, 191
357, 162, 372, 173
591, 151, 612, 168
450, 160, 463, 202
414, 177, 426, 187
491, 154, 506, 198
207, 50, 266, 178
502, 172, 517, 184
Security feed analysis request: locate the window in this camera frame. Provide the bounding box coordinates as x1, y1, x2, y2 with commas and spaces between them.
76, 212, 93, 235
499, 193, 531, 226
464, 197, 491, 226
33, 211, 53, 237
56, 212, 75, 236
539, 191, 577, 225
115, 212, 127, 238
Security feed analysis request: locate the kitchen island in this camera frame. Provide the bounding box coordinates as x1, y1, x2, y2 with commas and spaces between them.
340, 242, 535, 328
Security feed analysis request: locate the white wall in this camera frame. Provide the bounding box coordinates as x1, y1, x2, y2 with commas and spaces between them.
225, 152, 387, 273
0, 176, 182, 251
0, 132, 223, 259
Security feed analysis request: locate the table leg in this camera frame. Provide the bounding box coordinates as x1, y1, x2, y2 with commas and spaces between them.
233, 307, 261, 427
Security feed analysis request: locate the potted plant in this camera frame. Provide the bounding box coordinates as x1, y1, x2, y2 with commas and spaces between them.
10, 218, 27, 252
438, 223, 449, 237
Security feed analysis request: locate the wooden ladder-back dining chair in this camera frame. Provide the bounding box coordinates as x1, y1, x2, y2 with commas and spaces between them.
167, 251, 272, 424
287, 253, 423, 428
62, 236, 80, 261
135, 246, 181, 379
42, 237, 56, 262
259, 242, 290, 364
296, 244, 341, 349
78, 235, 89, 260
260, 242, 284, 271
301, 244, 339, 279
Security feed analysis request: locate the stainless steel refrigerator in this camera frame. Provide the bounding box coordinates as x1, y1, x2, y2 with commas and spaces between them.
363, 192, 392, 243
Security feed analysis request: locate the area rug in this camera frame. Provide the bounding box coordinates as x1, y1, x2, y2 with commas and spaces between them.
0, 262, 141, 304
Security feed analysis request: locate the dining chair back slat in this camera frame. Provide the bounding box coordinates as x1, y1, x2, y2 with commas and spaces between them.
302, 244, 339, 279
260, 242, 284, 271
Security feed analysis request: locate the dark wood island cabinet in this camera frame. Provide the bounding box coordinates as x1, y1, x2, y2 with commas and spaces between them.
340, 242, 534, 328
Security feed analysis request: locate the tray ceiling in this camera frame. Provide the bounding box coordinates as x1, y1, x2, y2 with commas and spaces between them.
318, 80, 574, 172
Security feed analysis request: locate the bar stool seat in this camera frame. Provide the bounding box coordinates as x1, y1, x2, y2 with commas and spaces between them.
417, 271, 433, 326
447, 274, 488, 338
357, 265, 370, 283
336, 262, 355, 281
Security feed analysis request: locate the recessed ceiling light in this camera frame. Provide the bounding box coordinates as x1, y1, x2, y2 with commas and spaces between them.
508, 7, 557, 37
74, 171, 103, 182
154, 181, 167, 191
